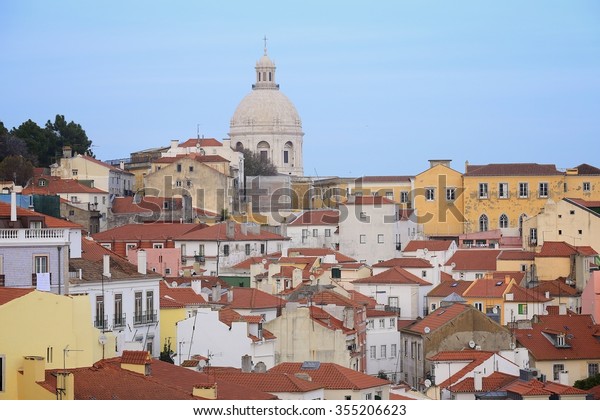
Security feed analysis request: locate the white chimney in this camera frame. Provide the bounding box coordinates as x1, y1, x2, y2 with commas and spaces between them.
170, 139, 179, 150
103, 254, 111, 278
10, 191, 17, 222
559, 370, 569, 385
137, 249, 147, 274
474, 371, 483, 391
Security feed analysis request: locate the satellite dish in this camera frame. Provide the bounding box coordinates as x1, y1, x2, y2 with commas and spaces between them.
423, 248, 429, 254
451, 262, 456, 269
468, 340, 476, 349
492, 307, 498, 314
98, 334, 107, 346
424, 326, 431, 334
424, 379, 432, 388
262, 259, 267, 265
310, 275, 315, 281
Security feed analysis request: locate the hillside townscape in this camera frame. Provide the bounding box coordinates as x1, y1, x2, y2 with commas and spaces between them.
1, 46, 600, 402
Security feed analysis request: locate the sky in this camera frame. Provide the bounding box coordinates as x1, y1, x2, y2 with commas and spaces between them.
1, 0, 599, 177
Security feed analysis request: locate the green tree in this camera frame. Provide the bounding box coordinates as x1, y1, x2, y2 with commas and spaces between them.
46, 114, 93, 157
574, 373, 600, 390
242, 147, 279, 176
0, 155, 34, 186
10, 119, 52, 166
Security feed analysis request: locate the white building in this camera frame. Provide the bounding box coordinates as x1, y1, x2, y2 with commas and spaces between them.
68, 239, 162, 357
365, 308, 401, 381
339, 196, 420, 266
228, 44, 304, 176
286, 209, 339, 249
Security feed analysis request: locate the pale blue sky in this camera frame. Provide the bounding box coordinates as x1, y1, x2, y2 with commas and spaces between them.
1, 0, 599, 176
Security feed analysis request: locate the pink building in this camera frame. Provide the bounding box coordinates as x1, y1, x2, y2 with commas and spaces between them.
128, 247, 182, 277
582, 270, 600, 323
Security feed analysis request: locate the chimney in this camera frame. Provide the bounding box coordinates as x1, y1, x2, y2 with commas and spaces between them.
119, 161, 125, 170
473, 370, 483, 392
10, 191, 17, 222
227, 289, 233, 303
103, 254, 111, 278
170, 139, 179, 150
137, 249, 147, 274
545, 291, 550, 299
559, 370, 569, 385
505, 275, 511, 284
281, 246, 288, 257
62, 146, 72, 159
241, 354, 253, 373
211, 284, 221, 302
226, 220, 236, 240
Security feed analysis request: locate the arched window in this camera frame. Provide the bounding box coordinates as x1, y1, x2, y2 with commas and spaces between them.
235, 142, 244, 151
518, 213, 528, 234
283, 141, 293, 165
257, 141, 270, 162
479, 214, 489, 232
499, 214, 509, 229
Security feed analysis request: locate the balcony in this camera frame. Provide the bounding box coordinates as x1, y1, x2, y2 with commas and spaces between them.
0, 228, 69, 246
0, 274, 4, 287
133, 310, 158, 325
113, 314, 127, 329
94, 316, 108, 330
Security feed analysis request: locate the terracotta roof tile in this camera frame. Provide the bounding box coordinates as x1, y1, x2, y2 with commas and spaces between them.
160, 282, 207, 308
515, 313, 600, 360
287, 248, 356, 263
221, 287, 286, 309
269, 362, 390, 390
574, 163, 600, 175
463, 277, 513, 298
309, 306, 354, 334
450, 371, 518, 393
211, 372, 323, 393
427, 280, 472, 298
180, 138, 224, 148
403, 240, 455, 252
497, 250, 535, 261
348, 290, 378, 309
537, 241, 598, 257
506, 284, 552, 303
427, 350, 499, 388
312, 290, 362, 308
464, 163, 564, 177
0, 201, 83, 228
178, 222, 286, 241
92, 222, 205, 241
81, 154, 134, 174
121, 350, 152, 365
372, 258, 433, 269
0, 288, 35, 305
445, 249, 502, 271
353, 266, 432, 286
531, 279, 579, 297
404, 303, 471, 334
23, 175, 107, 195
289, 210, 339, 226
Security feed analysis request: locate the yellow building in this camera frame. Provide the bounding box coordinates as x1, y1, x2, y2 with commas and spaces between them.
564, 164, 600, 199
413, 160, 464, 238
310, 176, 354, 209
462, 163, 564, 238
0, 288, 115, 400
351, 176, 413, 208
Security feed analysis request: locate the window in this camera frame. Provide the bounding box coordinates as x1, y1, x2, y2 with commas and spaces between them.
163, 201, 170, 210
186, 180, 192, 188
72, 169, 78, 176
360, 234, 366, 244
388, 296, 399, 308
518, 303, 528, 315
223, 245, 230, 256
244, 244, 251, 256
189, 166, 194, 172
400, 191, 409, 203
385, 191, 394, 200
377, 234, 384, 244
390, 317, 396, 328
370, 346, 376, 359
553, 364, 565, 381
260, 150, 268, 162
474, 302, 483, 311
71, 196, 79, 203
410, 342, 415, 359
417, 343, 422, 361
146, 291, 154, 322
114, 293, 123, 327
475, 273, 484, 279
302, 229, 309, 239
380, 345, 387, 359
583, 182, 591, 192
446, 187, 456, 201
588, 363, 599, 377
365, 393, 372, 400
529, 228, 538, 245
539, 182, 549, 198
283, 150, 289, 164
134, 291, 143, 323
312, 229, 318, 237
498, 182, 509, 199
379, 319, 385, 328
479, 214, 489, 232
175, 180, 182, 187
425, 188, 435, 201
325, 229, 331, 237
404, 339, 408, 356
479, 183, 488, 199
260, 244, 265, 254
359, 211, 367, 220
499, 213, 509, 229
367, 319, 374, 329
165, 268, 171, 275
519, 182, 529, 198
391, 344, 397, 358
176, 163, 182, 172
34, 255, 48, 273
95, 295, 105, 329
153, 243, 163, 249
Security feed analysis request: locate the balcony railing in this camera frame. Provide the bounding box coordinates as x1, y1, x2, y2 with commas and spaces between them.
113, 314, 127, 329
31, 273, 52, 287
94, 316, 108, 330
0, 228, 68, 244
0, 274, 4, 287
133, 310, 157, 325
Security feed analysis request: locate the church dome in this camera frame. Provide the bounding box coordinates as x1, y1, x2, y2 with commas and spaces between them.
230, 89, 302, 134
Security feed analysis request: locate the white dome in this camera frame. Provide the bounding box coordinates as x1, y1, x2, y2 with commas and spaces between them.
230, 89, 302, 133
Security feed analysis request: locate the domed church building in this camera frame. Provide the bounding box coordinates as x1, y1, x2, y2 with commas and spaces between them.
229, 43, 304, 176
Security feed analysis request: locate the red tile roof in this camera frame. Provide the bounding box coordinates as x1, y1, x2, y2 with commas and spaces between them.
180, 138, 224, 148
372, 258, 433, 269
111, 196, 183, 214
574, 163, 600, 175
450, 371, 518, 393
500, 378, 588, 397
178, 222, 287, 241
311, 290, 363, 308
210, 371, 323, 393
367, 309, 398, 317
463, 277, 513, 298
121, 350, 151, 365
445, 249, 502, 271
537, 241, 598, 257
218, 307, 262, 326
531, 278, 579, 297
288, 210, 339, 226
506, 284, 552, 303
23, 175, 107, 195
404, 304, 471, 334
566, 197, 600, 208
427, 280, 472, 298
348, 290, 378, 309
403, 240, 455, 252
515, 313, 600, 361
92, 222, 205, 241
352, 266, 432, 286
0, 201, 83, 228
309, 306, 354, 334
497, 250, 535, 261
354, 176, 412, 183
160, 282, 207, 308
268, 362, 390, 390
0, 288, 35, 305
221, 287, 286, 309
427, 350, 499, 388
464, 163, 564, 177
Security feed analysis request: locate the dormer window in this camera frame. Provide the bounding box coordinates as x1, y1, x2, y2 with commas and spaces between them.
38, 179, 47, 187
556, 333, 566, 347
